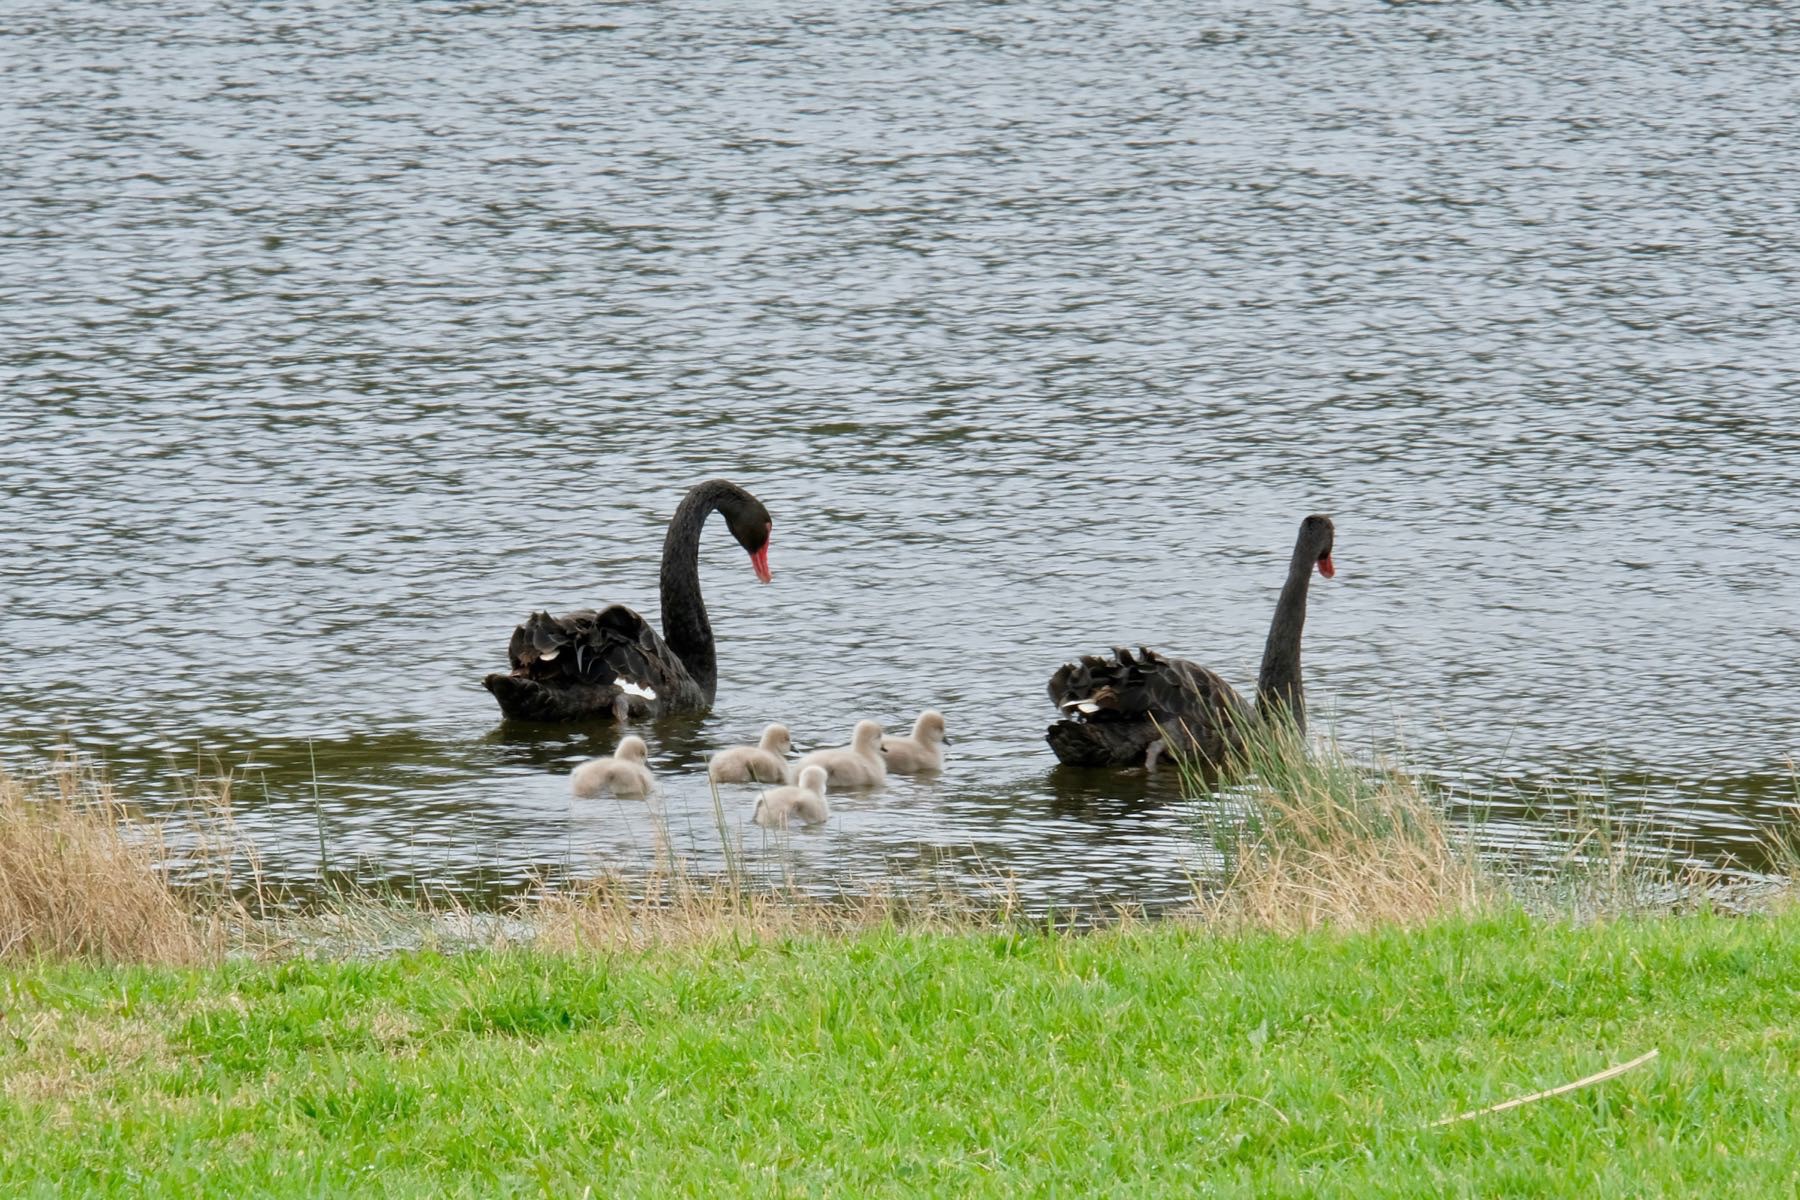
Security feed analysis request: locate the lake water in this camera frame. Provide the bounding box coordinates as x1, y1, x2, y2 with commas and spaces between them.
4, 0, 1798, 912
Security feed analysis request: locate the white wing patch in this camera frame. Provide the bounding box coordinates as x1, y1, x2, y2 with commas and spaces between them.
618, 680, 658, 701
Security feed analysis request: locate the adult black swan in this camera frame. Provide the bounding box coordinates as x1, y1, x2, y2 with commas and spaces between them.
1045, 514, 1335, 771
483, 479, 773, 723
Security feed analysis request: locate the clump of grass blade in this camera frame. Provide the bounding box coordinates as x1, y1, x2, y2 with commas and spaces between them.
1171, 720, 1489, 932
0, 755, 222, 963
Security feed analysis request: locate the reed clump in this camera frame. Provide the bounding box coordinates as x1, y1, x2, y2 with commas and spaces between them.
1177, 722, 1491, 933
0, 757, 217, 963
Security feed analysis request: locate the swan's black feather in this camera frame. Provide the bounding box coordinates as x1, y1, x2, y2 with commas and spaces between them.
1045, 646, 1251, 772
484, 604, 708, 722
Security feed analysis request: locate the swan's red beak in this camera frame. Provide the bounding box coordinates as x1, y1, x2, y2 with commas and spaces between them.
749, 543, 772, 583
1317, 554, 1335, 579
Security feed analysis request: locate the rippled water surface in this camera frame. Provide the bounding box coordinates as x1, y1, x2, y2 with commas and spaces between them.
4, 0, 1798, 910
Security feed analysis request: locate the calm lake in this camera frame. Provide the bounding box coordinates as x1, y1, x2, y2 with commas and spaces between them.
4, 0, 1798, 911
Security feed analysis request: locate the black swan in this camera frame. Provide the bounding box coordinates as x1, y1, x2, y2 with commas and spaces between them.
483, 479, 772, 723
1045, 514, 1335, 771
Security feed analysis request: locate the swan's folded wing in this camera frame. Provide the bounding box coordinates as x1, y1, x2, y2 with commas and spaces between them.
1047, 654, 1117, 713
1151, 654, 1247, 725
506, 605, 693, 703
585, 604, 697, 702
1047, 646, 1253, 770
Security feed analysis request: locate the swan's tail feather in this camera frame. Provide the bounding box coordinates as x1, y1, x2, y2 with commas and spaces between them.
485, 673, 601, 722
510, 611, 586, 677
1050, 648, 1154, 719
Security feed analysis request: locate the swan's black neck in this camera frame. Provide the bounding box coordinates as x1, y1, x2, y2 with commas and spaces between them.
658, 480, 742, 702
1255, 540, 1316, 734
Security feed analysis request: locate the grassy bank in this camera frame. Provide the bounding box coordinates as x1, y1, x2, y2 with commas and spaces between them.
3, 912, 1798, 1196
3, 744, 1799, 1194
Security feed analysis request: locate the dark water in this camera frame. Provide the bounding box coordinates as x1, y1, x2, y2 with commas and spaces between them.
4, 0, 1798, 910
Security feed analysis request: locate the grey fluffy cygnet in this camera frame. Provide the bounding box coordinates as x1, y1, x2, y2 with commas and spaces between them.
707, 723, 792, 783
569, 735, 656, 799
788, 720, 886, 789
880, 710, 947, 774
753, 765, 831, 828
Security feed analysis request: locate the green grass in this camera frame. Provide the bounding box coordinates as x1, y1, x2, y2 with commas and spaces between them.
6, 911, 1800, 1196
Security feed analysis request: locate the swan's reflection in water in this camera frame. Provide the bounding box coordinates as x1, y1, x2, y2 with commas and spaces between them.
485, 713, 716, 773
1042, 764, 1186, 818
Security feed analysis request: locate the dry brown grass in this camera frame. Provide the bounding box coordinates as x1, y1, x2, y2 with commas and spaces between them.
0, 756, 221, 963
1181, 726, 1492, 933
529, 867, 1026, 952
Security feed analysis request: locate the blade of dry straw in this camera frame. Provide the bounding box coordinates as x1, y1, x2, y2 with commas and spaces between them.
1429, 1048, 1659, 1128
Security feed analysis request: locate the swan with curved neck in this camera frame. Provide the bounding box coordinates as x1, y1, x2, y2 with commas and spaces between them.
1045, 514, 1335, 771
483, 479, 773, 723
